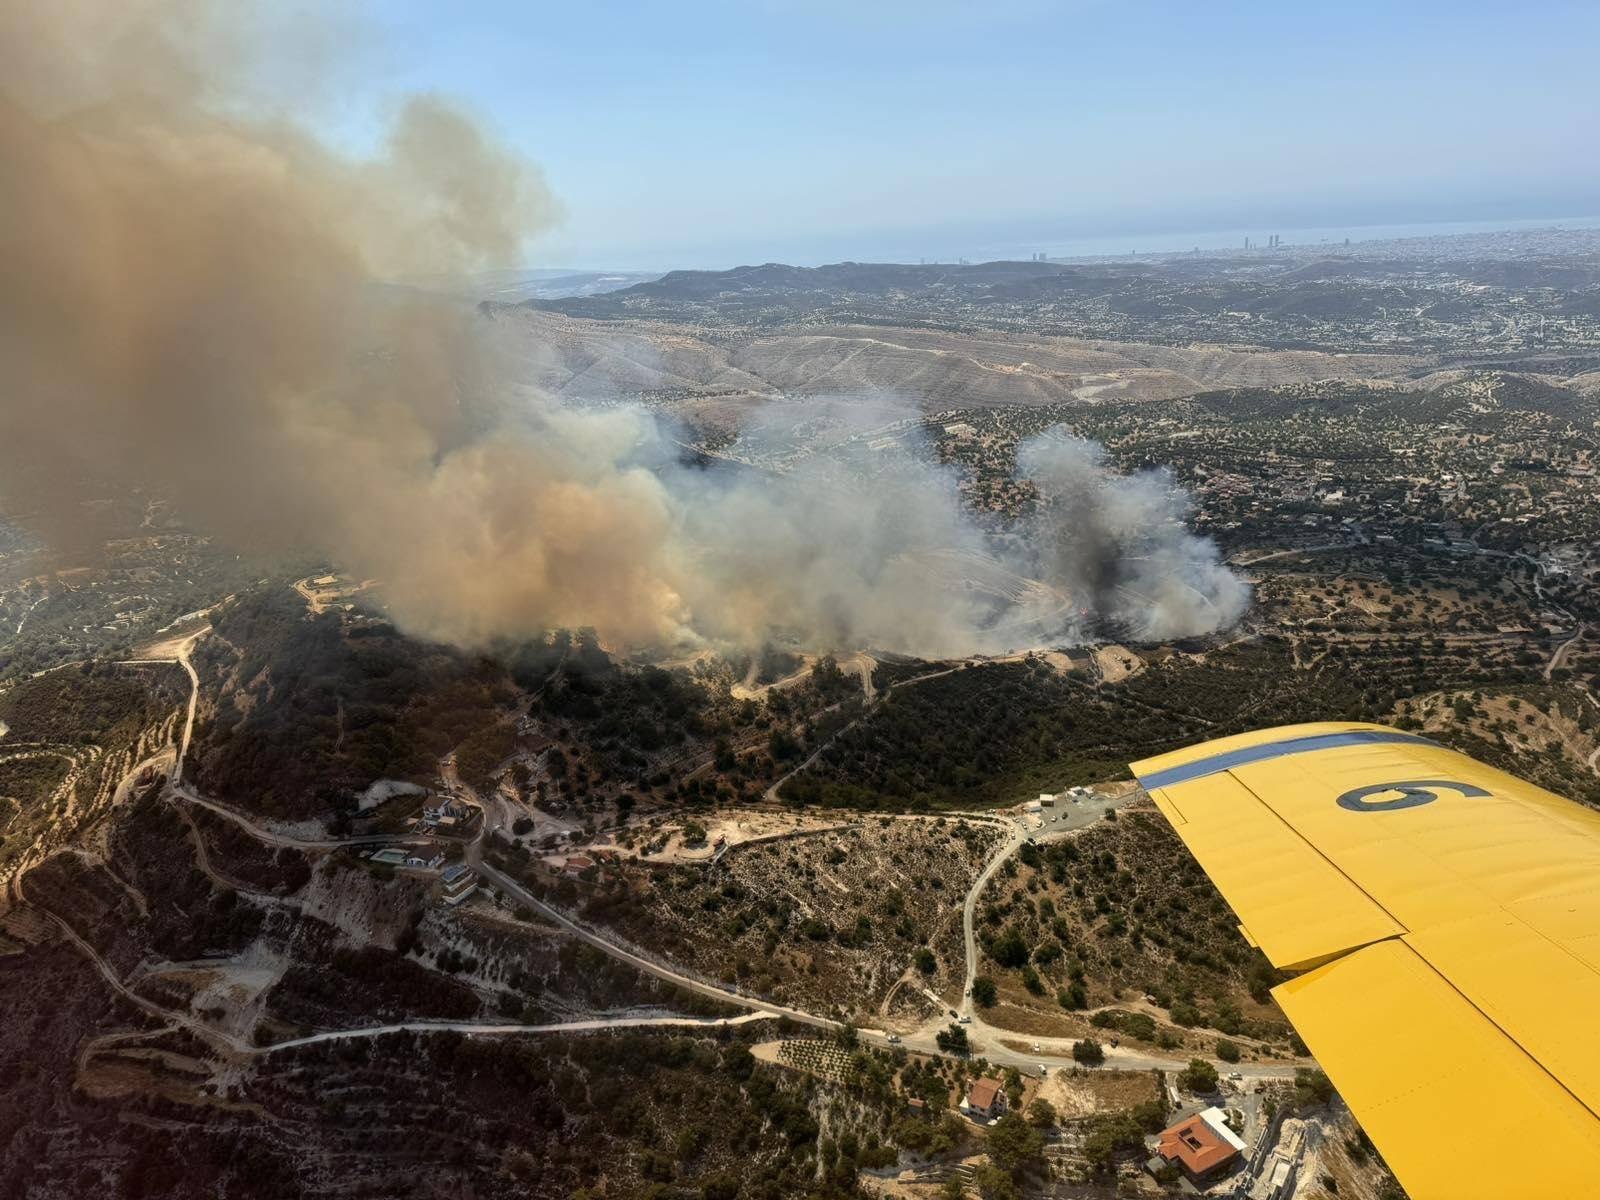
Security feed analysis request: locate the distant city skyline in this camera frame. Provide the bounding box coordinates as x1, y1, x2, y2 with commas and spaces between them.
348, 0, 1600, 270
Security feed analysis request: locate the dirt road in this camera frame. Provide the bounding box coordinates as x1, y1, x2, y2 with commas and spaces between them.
259, 1010, 774, 1053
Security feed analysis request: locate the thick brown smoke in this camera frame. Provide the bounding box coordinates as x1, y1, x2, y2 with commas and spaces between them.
0, 1, 1247, 656
0, 0, 693, 644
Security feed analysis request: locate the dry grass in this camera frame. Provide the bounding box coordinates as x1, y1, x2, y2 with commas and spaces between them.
1035, 1068, 1159, 1120
973, 803, 1296, 1050
584, 816, 1000, 1019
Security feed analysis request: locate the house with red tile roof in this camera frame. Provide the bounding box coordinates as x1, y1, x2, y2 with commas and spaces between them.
1155, 1106, 1245, 1182
964, 1076, 1007, 1120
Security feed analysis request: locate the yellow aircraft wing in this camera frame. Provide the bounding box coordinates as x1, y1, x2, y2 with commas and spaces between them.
1131, 722, 1600, 1200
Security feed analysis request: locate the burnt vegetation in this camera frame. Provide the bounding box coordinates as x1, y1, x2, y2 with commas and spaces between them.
190, 589, 516, 819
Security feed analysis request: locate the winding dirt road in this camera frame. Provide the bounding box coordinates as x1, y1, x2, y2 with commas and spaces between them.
259, 1010, 774, 1054
13, 614, 1288, 1088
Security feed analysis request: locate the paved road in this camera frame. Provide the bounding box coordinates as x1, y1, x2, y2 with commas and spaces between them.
976, 1030, 1298, 1081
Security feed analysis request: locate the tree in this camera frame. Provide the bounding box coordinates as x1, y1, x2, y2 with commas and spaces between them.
1025, 1098, 1057, 1128
1295, 1067, 1336, 1107
1180, 1058, 1219, 1093
989, 926, 1030, 969
915, 947, 937, 974
985, 1112, 1044, 1175
1072, 1038, 1105, 1067
1131, 1097, 1169, 1132
675, 1124, 708, 1161
936, 1023, 970, 1054
1216, 1038, 1241, 1063
894, 1116, 933, 1153
1080, 1112, 1146, 1173
972, 975, 998, 1007
972, 1163, 1020, 1200
767, 728, 801, 760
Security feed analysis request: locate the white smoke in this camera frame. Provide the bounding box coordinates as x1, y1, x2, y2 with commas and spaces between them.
488, 385, 1249, 656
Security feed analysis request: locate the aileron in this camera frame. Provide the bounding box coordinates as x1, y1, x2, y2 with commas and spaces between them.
1132, 722, 1600, 1200
1275, 938, 1600, 1200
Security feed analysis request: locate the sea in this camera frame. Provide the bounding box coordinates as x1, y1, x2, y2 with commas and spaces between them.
1011, 214, 1600, 264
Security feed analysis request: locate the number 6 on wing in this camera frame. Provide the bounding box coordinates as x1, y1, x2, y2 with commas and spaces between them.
1335, 779, 1492, 812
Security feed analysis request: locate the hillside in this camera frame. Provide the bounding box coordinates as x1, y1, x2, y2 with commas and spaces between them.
188, 589, 516, 822
488, 307, 1419, 420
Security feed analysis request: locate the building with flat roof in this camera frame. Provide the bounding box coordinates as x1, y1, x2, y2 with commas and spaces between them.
439, 864, 477, 906
1155, 1106, 1245, 1182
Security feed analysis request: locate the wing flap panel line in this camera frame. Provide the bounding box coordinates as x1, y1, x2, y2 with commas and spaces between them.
1404, 913, 1600, 1126
1275, 938, 1600, 1200
1137, 724, 1600, 1199
1226, 747, 1600, 1118
1145, 777, 1404, 971
1146, 785, 1186, 828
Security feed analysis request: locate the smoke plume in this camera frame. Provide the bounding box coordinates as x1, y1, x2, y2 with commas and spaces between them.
0, 1, 1247, 658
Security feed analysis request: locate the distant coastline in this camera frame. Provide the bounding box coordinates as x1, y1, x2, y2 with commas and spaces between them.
1010, 214, 1600, 265
541, 215, 1600, 277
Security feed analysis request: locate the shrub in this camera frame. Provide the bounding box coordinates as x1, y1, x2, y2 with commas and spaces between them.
1072, 1039, 1105, 1067
989, 926, 1030, 968
1295, 1067, 1335, 1107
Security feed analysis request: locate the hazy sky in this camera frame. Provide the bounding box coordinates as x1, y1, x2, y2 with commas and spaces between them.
346, 0, 1600, 269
